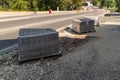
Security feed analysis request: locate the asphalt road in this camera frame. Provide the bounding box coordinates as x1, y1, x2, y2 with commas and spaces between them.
0, 9, 104, 50
0, 10, 100, 29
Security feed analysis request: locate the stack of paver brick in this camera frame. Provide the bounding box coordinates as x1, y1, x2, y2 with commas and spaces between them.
72, 18, 95, 34
18, 28, 60, 62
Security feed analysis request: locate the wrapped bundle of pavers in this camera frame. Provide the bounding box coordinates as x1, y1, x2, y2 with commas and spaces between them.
17, 28, 60, 62
72, 18, 95, 34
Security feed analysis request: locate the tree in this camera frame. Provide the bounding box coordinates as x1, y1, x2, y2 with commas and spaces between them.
0, 0, 83, 11
37, 0, 59, 11
59, 0, 72, 10
92, 0, 98, 6
72, 0, 82, 10
24, 0, 38, 11
100, 0, 116, 9
0, 0, 11, 10
100, 0, 105, 8
115, 0, 120, 12
10, 0, 28, 11
37, 0, 45, 11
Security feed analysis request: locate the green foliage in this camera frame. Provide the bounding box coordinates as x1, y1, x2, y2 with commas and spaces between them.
92, 0, 98, 6
72, 0, 83, 10
59, 0, 72, 10
100, 0, 105, 8
0, 0, 11, 10
0, 0, 83, 11
115, 0, 120, 12
10, 0, 28, 11
100, 0, 116, 9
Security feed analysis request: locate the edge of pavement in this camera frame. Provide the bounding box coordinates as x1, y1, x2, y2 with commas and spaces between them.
0, 10, 93, 18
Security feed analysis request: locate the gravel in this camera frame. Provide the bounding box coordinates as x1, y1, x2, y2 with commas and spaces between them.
0, 17, 120, 80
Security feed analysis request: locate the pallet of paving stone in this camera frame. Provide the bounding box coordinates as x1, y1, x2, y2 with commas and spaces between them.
18, 28, 60, 62
72, 18, 95, 34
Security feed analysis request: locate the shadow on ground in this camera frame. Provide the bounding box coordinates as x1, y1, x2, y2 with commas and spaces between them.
0, 39, 17, 50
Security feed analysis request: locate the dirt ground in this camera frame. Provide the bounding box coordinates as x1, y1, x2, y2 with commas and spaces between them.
0, 16, 120, 80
